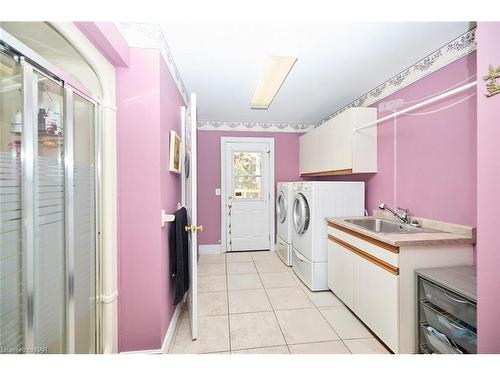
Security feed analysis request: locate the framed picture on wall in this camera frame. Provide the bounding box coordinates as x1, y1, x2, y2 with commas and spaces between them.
169, 130, 182, 174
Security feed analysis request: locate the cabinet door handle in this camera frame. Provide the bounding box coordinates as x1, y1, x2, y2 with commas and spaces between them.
444, 291, 469, 304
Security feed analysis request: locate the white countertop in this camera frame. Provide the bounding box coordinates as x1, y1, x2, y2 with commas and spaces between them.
326, 210, 476, 247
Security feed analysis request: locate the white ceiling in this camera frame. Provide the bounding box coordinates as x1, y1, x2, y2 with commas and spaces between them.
162, 22, 473, 124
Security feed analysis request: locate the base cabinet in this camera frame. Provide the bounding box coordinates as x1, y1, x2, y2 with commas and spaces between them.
327, 224, 474, 354
327, 240, 354, 309
353, 254, 398, 351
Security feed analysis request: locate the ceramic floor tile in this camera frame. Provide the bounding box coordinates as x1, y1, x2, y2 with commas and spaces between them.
303, 288, 344, 307
171, 315, 230, 354
320, 306, 372, 339
198, 263, 226, 276
198, 254, 226, 264
260, 272, 299, 289
232, 346, 289, 354
226, 252, 253, 263
275, 308, 339, 345
343, 338, 390, 354
229, 311, 285, 350
198, 291, 228, 317
227, 261, 257, 275
266, 287, 313, 310
198, 275, 227, 293
180, 307, 189, 321
289, 340, 350, 354
254, 260, 288, 273
227, 274, 263, 290
251, 251, 280, 261
228, 289, 272, 314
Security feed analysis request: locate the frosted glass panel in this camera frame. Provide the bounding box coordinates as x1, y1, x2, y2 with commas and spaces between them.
232, 152, 263, 199
73, 93, 96, 353
33, 72, 66, 353
0, 51, 24, 353
0, 41, 100, 354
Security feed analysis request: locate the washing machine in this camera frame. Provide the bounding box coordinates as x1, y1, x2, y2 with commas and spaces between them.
292, 181, 365, 291
276, 182, 295, 266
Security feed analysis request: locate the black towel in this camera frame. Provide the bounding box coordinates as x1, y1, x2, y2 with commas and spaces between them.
169, 207, 190, 305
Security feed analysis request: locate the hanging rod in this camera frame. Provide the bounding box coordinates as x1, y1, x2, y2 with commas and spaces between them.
355, 81, 477, 132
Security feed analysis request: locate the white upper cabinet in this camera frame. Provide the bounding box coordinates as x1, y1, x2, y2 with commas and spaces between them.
299, 107, 377, 176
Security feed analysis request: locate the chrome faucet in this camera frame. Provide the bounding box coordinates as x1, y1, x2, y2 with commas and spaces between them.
378, 203, 410, 224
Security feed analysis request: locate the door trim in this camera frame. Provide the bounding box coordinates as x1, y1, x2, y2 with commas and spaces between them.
220, 137, 275, 253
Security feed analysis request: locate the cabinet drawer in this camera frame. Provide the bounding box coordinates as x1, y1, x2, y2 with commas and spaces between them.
420, 301, 476, 353
277, 237, 292, 266
327, 226, 399, 267
420, 279, 476, 329
292, 248, 328, 291
420, 345, 433, 354
421, 323, 463, 354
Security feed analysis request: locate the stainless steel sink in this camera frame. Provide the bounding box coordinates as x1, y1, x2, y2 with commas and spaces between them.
344, 218, 425, 234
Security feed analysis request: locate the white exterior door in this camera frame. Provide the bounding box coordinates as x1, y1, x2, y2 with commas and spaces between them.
222, 139, 273, 252
182, 93, 199, 340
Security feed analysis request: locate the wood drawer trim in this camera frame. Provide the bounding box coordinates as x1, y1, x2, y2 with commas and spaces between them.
300, 168, 353, 177
328, 235, 400, 276
328, 222, 400, 254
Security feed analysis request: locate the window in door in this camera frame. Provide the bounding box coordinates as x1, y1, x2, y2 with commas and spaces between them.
232, 152, 262, 199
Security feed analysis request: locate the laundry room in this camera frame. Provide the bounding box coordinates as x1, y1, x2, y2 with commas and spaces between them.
1, 1, 500, 374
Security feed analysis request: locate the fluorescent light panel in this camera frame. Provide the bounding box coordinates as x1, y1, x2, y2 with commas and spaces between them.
251, 55, 297, 109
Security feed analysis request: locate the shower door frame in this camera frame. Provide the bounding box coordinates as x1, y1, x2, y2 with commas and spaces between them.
0, 28, 103, 354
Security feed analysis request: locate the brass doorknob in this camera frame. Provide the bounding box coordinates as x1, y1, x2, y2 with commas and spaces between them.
184, 225, 204, 233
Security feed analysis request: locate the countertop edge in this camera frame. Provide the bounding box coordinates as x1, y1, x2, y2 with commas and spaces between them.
326, 217, 476, 247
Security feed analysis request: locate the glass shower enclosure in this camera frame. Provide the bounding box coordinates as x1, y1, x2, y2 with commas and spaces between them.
0, 28, 100, 354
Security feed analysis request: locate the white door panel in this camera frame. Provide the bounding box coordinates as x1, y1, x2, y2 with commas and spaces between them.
223, 140, 273, 252
230, 208, 245, 237
182, 93, 198, 340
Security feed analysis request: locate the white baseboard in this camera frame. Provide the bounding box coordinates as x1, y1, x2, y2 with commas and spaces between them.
199, 244, 278, 254
161, 302, 183, 353
199, 244, 222, 255
119, 302, 183, 354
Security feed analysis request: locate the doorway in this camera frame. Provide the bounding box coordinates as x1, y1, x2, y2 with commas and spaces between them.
221, 137, 275, 253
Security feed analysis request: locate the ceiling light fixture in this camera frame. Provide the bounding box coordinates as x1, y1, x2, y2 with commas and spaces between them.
251, 55, 297, 109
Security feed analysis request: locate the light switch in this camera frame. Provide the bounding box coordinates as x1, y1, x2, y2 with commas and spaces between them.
215, 188, 221, 196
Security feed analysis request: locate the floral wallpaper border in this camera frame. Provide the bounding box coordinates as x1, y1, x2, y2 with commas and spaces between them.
117, 22, 189, 105
197, 120, 315, 133
316, 28, 477, 126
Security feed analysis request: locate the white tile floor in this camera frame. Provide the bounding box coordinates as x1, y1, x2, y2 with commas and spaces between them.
169, 251, 390, 354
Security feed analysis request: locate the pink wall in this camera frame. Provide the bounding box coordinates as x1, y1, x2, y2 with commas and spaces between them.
314, 53, 477, 227
197, 131, 301, 245
117, 48, 183, 352
476, 22, 500, 353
